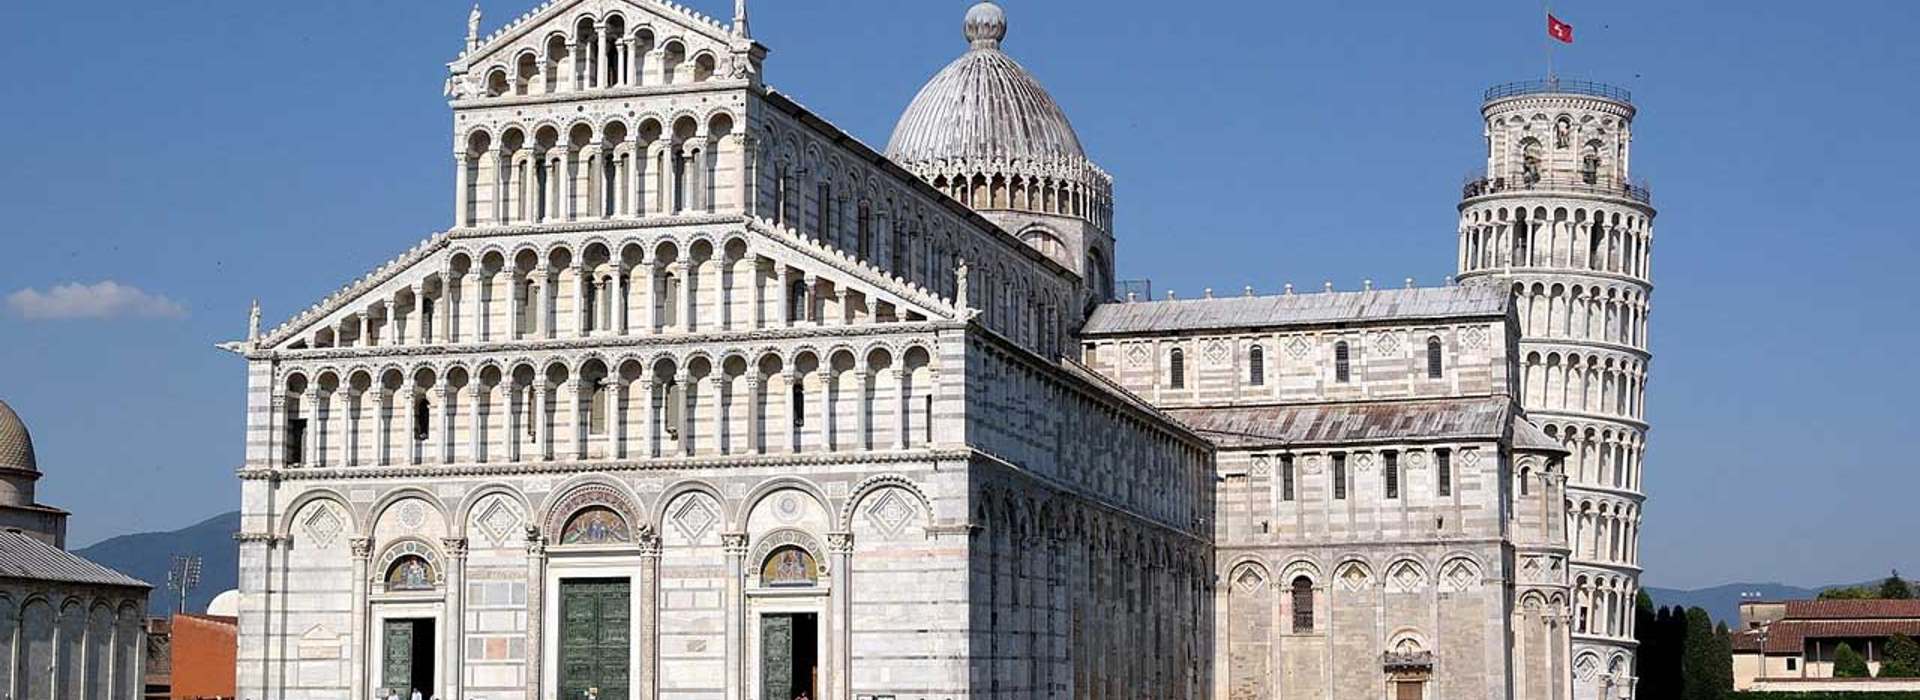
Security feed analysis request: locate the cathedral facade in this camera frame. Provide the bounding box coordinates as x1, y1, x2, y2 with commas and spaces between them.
228, 2, 1652, 699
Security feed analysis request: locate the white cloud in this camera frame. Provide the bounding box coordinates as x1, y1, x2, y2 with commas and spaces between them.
6, 281, 189, 320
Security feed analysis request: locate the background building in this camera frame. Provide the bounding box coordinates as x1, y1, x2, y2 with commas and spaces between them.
0, 400, 152, 699
1733, 599, 1920, 692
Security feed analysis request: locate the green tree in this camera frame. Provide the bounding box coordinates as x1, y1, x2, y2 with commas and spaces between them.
1881, 634, 1920, 678
1681, 607, 1728, 700
1881, 570, 1914, 600
1710, 622, 1736, 694
1819, 585, 1874, 600
1834, 642, 1871, 678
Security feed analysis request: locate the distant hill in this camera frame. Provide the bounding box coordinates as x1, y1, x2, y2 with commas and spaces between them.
74, 511, 240, 616
1646, 579, 1883, 627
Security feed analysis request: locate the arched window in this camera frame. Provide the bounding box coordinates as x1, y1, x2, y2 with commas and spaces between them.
791, 384, 806, 427
1280, 454, 1296, 501
1436, 449, 1453, 497
588, 383, 608, 435
1169, 348, 1186, 389
788, 279, 809, 322
773, 163, 793, 227
412, 396, 432, 442
1332, 453, 1349, 500
857, 201, 873, 260
661, 379, 683, 438
1520, 467, 1532, 496
1291, 576, 1314, 632
1334, 342, 1352, 383
1384, 452, 1400, 499
661, 272, 682, 327
816, 181, 832, 239
1249, 345, 1266, 386
1427, 336, 1444, 379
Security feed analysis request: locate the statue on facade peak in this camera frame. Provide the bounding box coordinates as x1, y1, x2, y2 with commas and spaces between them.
247, 299, 261, 342
466, 4, 483, 51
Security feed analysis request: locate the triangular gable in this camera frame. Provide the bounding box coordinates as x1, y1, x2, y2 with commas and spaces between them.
257, 231, 451, 350
460, 0, 736, 69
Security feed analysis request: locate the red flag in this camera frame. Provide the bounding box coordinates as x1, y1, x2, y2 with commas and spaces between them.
1548, 14, 1574, 43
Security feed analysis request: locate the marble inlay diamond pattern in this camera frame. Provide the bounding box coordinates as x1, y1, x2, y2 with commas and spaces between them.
304, 506, 344, 549
672, 496, 717, 543
864, 489, 916, 537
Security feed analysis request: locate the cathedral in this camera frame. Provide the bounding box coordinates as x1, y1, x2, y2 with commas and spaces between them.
227, 1, 1653, 699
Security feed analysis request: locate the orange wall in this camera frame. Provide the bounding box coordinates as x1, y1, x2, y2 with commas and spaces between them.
170, 614, 236, 700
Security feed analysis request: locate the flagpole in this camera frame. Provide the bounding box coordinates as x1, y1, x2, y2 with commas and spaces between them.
1543, 1, 1557, 82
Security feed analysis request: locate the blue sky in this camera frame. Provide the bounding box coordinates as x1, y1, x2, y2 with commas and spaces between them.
0, 1, 1914, 589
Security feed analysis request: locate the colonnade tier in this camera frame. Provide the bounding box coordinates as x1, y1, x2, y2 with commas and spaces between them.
455, 112, 740, 228
1565, 496, 1642, 568
920, 166, 1114, 232
290, 236, 931, 352
1571, 567, 1641, 642
1457, 201, 1653, 285
470, 15, 727, 99
273, 342, 938, 470
1505, 280, 1651, 353
1538, 420, 1647, 493
282, 230, 1073, 360
1520, 350, 1650, 424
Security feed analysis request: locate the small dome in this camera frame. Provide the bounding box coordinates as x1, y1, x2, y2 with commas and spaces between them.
0, 401, 35, 473
886, 1, 1086, 168
207, 589, 242, 617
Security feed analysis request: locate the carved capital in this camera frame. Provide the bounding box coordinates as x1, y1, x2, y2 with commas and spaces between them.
349, 537, 374, 560
442, 537, 470, 558
720, 532, 750, 554
826, 531, 854, 554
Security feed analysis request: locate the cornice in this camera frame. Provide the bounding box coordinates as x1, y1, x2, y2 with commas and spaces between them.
238, 446, 969, 482
254, 319, 961, 364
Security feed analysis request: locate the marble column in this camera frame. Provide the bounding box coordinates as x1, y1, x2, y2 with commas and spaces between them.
524, 531, 547, 700
828, 532, 854, 700
442, 537, 468, 700
722, 533, 748, 700
349, 537, 373, 700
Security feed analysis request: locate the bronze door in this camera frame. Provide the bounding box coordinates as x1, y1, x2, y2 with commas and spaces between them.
382, 620, 413, 695
760, 615, 794, 700
560, 579, 632, 700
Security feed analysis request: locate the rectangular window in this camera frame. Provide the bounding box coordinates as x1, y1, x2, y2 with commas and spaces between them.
1332, 454, 1348, 500
1334, 342, 1352, 383
1384, 452, 1400, 499
1437, 449, 1453, 496
1786, 657, 1798, 671
1281, 455, 1296, 502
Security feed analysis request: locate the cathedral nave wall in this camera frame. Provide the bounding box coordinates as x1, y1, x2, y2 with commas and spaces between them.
1081, 314, 1513, 410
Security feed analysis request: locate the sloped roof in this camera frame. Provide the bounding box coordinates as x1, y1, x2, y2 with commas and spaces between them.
1783, 599, 1920, 620
1081, 286, 1509, 337
0, 530, 148, 589
1164, 396, 1514, 449
1512, 416, 1570, 453
1763, 619, 1920, 654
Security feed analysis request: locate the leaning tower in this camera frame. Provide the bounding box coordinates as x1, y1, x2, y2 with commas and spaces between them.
1457, 79, 1653, 698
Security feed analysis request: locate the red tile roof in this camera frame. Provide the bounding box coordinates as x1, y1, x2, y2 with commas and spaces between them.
1763, 620, 1920, 654
1784, 599, 1920, 620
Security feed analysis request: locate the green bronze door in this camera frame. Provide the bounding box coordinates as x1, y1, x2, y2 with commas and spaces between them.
559, 579, 631, 700
382, 620, 414, 694
760, 615, 794, 700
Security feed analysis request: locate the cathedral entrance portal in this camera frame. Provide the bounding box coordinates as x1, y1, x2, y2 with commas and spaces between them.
759, 613, 819, 700
380, 618, 435, 699
559, 579, 632, 700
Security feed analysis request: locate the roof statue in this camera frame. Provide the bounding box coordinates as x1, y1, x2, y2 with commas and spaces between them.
733, 0, 750, 39
248, 300, 261, 343
466, 4, 483, 51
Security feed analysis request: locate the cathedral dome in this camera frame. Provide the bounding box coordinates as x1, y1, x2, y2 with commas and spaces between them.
885, 1, 1087, 168
0, 401, 37, 473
